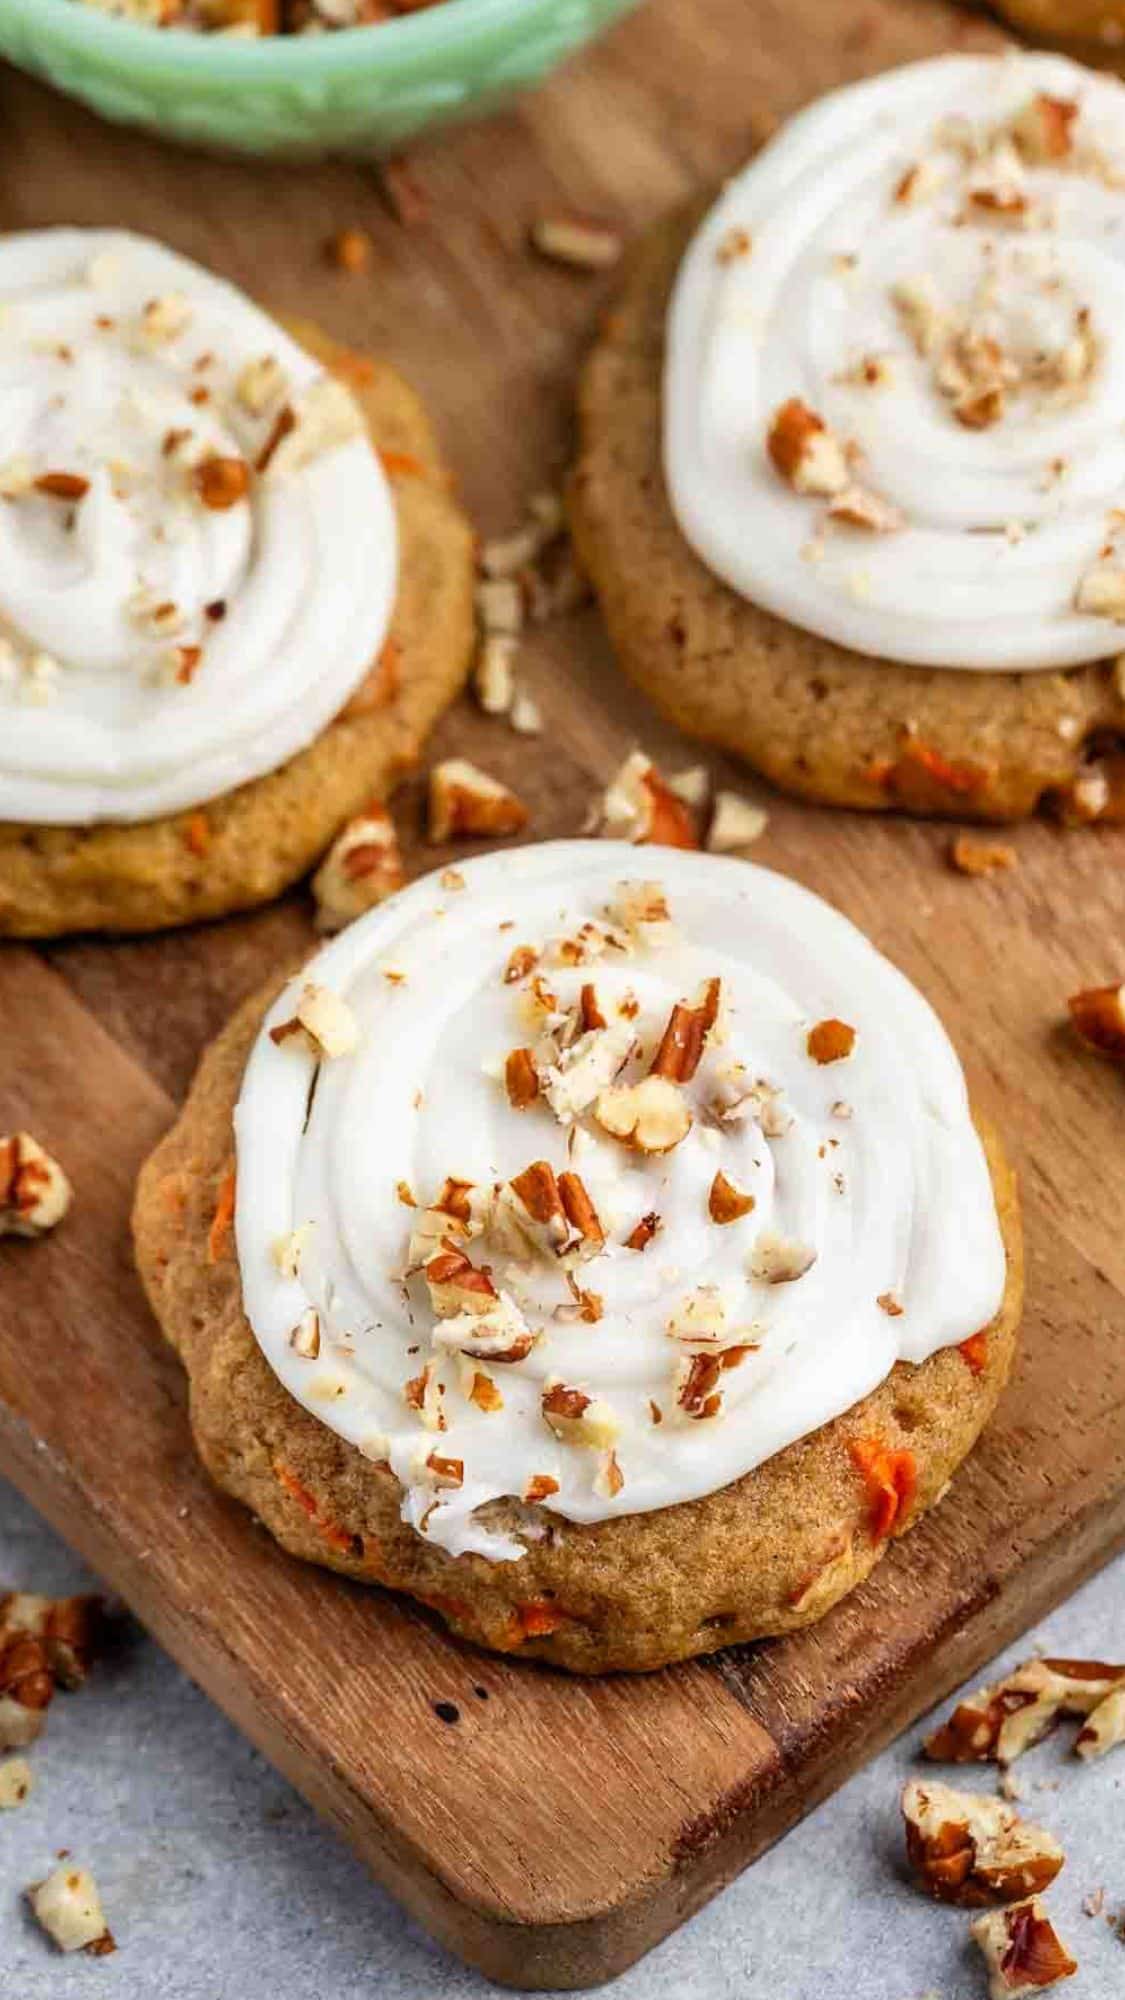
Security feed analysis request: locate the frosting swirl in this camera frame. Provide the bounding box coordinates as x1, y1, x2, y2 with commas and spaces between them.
233, 842, 1006, 1563
665, 52, 1125, 670
0, 229, 396, 824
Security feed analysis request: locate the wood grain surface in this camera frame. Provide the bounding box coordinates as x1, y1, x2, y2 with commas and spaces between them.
2, 0, 1125, 1985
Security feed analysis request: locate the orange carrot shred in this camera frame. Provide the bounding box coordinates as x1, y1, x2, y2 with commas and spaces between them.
849, 1437, 918, 1543
207, 1167, 236, 1265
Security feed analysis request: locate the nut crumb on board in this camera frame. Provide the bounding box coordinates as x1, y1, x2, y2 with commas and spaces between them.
0, 1135, 71, 1239
325, 227, 372, 273
428, 759, 529, 843
950, 836, 1018, 878
529, 214, 624, 271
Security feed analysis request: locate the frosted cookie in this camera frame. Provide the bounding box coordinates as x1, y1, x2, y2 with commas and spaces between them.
0, 230, 474, 936
570, 53, 1125, 823
134, 843, 1022, 1673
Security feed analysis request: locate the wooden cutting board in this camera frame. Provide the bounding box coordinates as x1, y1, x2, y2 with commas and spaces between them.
2, 0, 1125, 1985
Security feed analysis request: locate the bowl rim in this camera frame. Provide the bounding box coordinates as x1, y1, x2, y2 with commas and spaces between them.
0, 0, 584, 75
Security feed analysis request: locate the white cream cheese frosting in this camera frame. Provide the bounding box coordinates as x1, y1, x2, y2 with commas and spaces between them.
233, 842, 1007, 1564
0, 229, 396, 824
665, 51, 1125, 670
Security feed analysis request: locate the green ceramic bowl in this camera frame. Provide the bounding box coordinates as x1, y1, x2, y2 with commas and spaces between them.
0, 0, 642, 157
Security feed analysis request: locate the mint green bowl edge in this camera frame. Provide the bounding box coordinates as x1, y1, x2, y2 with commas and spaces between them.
0, 0, 643, 157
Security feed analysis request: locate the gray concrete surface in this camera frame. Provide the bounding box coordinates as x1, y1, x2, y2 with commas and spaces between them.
0, 1477, 1121, 1999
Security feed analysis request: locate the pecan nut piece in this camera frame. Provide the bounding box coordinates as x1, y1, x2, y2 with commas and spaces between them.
970, 1898, 1077, 1998
902, 1780, 1064, 1908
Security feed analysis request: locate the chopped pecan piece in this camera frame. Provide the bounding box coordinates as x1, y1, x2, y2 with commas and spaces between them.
326, 227, 372, 272
970, 1899, 1077, 1997
902, 1780, 1064, 1907
594, 1449, 625, 1498
1075, 564, 1125, 620
431, 1294, 537, 1365
424, 1239, 499, 1318
311, 805, 404, 932
428, 759, 529, 842
595, 1075, 692, 1154
0, 1757, 32, 1809
289, 1309, 320, 1359
529, 214, 623, 271
651, 978, 721, 1083
0, 1635, 53, 1749
1076, 1681, 1125, 1760
596, 750, 699, 848
706, 791, 768, 854
950, 836, 1018, 878
524, 1474, 560, 1504
28, 1863, 114, 1956
674, 1353, 724, 1421
543, 1018, 636, 1123
1068, 984, 1125, 1064
750, 1233, 817, 1284
269, 981, 358, 1060
425, 1450, 464, 1489
0, 1595, 102, 1691
827, 484, 902, 533
767, 397, 849, 497
505, 1047, 541, 1110
259, 376, 363, 478
925, 1658, 1125, 1767
0, 1134, 71, 1238
34, 471, 90, 501
541, 1382, 620, 1448
1012, 94, 1078, 165
625, 1211, 660, 1251
709, 1170, 755, 1224
609, 879, 677, 948
504, 944, 539, 984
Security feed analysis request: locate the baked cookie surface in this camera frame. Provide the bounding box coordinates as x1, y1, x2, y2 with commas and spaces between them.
570, 126, 1125, 822
134, 846, 1023, 1675
0, 312, 474, 939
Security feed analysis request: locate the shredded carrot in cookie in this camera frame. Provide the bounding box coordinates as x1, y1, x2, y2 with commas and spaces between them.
206, 1167, 236, 1265
380, 449, 426, 480
894, 739, 993, 797
958, 1331, 989, 1376
183, 810, 211, 857
512, 1599, 567, 1639
273, 1462, 368, 1561
849, 1437, 918, 1542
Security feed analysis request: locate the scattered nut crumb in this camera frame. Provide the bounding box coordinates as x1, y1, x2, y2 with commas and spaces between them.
707, 790, 768, 854
0, 1756, 33, 1809
970, 1898, 1077, 1997
311, 806, 404, 933
28, 1864, 115, 1956
902, 1778, 1064, 1907
428, 760, 529, 842
529, 215, 623, 271
326, 227, 372, 273
0, 1135, 71, 1239
1068, 984, 1125, 1065
950, 836, 1018, 878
